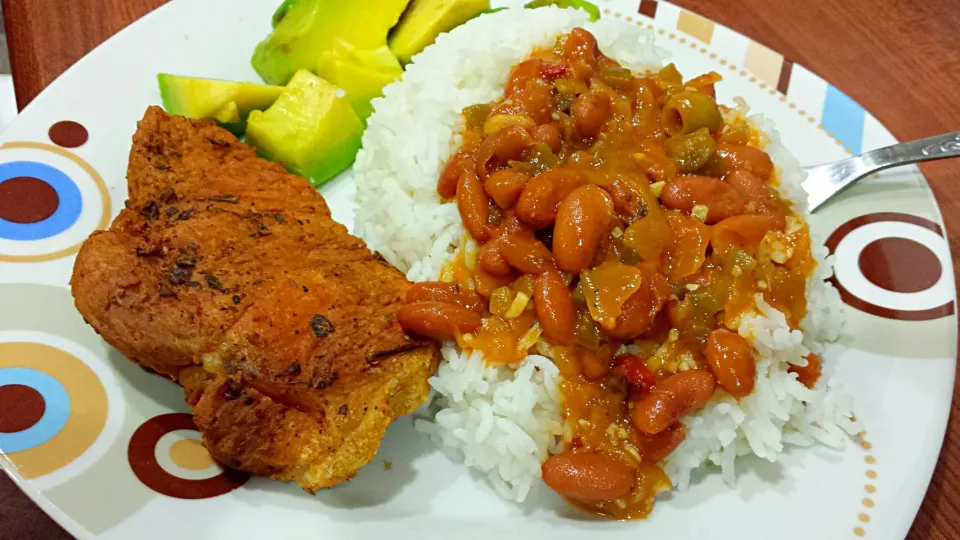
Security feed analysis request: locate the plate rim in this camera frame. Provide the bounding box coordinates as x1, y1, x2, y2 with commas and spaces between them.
0, 1, 954, 539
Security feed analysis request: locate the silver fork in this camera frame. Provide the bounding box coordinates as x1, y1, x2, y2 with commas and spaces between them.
802, 131, 960, 211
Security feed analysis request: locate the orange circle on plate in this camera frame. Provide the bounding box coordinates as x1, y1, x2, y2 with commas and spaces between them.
169, 439, 215, 471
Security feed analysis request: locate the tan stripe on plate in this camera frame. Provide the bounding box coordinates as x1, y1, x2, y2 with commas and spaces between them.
676, 10, 715, 44
744, 40, 785, 88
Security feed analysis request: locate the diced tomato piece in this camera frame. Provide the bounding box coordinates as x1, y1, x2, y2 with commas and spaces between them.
540, 62, 569, 80
614, 354, 656, 390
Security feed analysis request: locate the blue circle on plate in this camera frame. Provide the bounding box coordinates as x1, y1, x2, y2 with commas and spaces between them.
0, 161, 82, 241
0, 367, 70, 453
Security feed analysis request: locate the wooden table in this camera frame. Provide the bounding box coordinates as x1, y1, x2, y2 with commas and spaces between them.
0, 0, 957, 538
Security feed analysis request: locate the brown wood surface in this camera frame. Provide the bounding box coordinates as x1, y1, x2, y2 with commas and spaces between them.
0, 0, 957, 538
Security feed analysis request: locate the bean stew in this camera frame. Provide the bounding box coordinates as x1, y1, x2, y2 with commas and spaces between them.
397, 27, 821, 519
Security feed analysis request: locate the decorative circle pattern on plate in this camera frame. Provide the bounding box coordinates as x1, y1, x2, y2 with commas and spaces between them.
0, 176, 60, 224
128, 413, 249, 499
0, 121, 111, 263
0, 383, 46, 433
0, 368, 70, 452
826, 212, 954, 321
48, 121, 90, 149
0, 342, 107, 479
0, 162, 82, 241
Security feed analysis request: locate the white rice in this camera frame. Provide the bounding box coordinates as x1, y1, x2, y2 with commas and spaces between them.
413, 348, 565, 501
353, 6, 856, 505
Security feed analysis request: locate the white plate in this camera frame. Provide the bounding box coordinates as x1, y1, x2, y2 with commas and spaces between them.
0, 1, 954, 538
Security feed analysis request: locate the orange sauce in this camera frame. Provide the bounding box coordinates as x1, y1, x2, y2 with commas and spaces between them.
464, 311, 538, 366
581, 261, 644, 329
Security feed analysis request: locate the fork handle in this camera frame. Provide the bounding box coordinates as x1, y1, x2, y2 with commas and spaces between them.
861, 131, 960, 171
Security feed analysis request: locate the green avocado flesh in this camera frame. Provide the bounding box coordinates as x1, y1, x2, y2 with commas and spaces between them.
388, 0, 491, 64
318, 42, 403, 120
157, 74, 283, 134
245, 70, 363, 187
252, 0, 411, 86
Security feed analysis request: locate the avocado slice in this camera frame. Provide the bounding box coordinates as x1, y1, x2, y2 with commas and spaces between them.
388, 0, 491, 64
524, 0, 601, 21
246, 70, 363, 187
318, 41, 402, 120
252, 0, 411, 86
157, 74, 284, 134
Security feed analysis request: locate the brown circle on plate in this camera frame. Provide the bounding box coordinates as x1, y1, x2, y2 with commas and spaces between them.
48, 121, 89, 148
0, 177, 59, 224
128, 413, 248, 499
825, 212, 954, 321
859, 237, 942, 293
0, 384, 46, 433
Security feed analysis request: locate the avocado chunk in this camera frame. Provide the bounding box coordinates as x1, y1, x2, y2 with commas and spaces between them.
246, 70, 363, 187
318, 42, 402, 120
157, 74, 284, 134
524, 0, 600, 21
252, 0, 411, 86
388, 0, 491, 64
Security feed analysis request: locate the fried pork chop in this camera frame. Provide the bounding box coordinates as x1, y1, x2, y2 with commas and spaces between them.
71, 106, 437, 491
